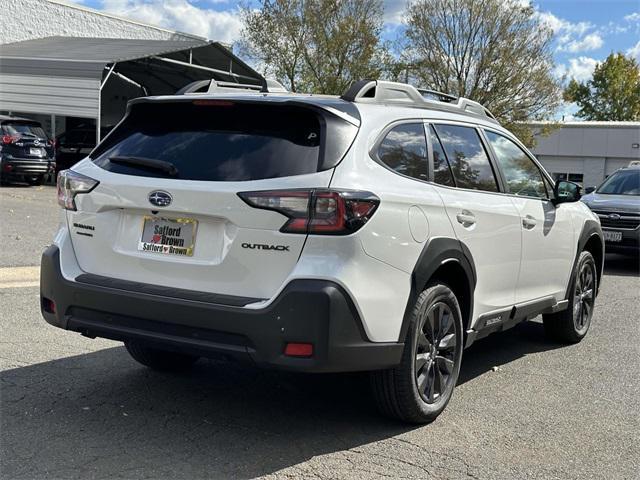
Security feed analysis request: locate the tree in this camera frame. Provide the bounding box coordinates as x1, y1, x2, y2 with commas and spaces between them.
239, 0, 385, 95
564, 53, 640, 121
401, 0, 561, 143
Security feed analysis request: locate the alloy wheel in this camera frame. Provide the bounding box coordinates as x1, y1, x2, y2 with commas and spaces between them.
573, 262, 595, 333
415, 302, 458, 403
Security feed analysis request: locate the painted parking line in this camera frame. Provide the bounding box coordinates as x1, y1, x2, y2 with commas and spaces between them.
0, 266, 40, 289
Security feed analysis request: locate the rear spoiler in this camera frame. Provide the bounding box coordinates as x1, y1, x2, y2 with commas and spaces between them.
127, 95, 361, 127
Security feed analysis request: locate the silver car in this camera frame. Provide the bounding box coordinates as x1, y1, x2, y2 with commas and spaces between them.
582, 164, 640, 256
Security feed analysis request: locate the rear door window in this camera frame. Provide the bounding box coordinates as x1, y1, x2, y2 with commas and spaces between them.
91, 102, 324, 181
433, 124, 499, 192
377, 123, 428, 181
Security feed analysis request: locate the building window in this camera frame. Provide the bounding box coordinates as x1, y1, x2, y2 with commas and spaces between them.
553, 172, 584, 185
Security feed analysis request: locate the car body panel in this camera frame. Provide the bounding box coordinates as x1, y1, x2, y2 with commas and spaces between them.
508, 196, 576, 303
41, 89, 601, 367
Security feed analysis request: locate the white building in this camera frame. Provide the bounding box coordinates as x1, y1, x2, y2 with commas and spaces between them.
531, 121, 640, 188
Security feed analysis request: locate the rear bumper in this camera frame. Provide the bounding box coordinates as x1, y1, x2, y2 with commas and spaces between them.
1, 157, 55, 175
40, 246, 403, 372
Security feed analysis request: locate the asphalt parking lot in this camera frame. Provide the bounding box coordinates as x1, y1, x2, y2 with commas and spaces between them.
1, 184, 639, 480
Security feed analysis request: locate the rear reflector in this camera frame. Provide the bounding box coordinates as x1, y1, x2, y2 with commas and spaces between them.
284, 342, 314, 357
238, 189, 379, 235
42, 297, 56, 314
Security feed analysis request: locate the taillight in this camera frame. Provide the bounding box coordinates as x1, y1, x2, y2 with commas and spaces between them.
48, 138, 57, 148
238, 189, 379, 235
57, 170, 99, 211
2, 135, 17, 144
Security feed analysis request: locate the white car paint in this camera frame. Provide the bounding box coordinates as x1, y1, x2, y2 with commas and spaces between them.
56, 94, 595, 344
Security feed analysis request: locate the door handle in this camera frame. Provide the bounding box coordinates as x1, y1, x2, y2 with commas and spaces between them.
522, 215, 537, 229
456, 210, 476, 227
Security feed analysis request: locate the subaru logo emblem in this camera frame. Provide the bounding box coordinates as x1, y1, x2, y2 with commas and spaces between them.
607, 213, 621, 221
148, 191, 172, 207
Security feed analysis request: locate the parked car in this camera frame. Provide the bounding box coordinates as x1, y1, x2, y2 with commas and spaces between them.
582, 163, 640, 256
40, 80, 604, 423
55, 125, 113, 173
0, 115, 55, 185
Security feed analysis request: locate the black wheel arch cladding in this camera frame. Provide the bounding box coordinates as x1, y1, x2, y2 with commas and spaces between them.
399, 237, 476, 342
568, 219, 604, 299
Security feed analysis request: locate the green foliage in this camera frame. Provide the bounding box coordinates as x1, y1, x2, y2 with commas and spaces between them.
563, 53, 640, 121
239, 0, 386, 95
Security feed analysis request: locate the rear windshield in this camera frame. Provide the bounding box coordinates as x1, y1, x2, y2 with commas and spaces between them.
2, 122, 48, 139
91, 102, 323, 181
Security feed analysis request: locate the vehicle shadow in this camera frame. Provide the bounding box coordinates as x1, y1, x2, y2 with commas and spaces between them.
457, 319, 562, 385
1, 348, 407, 479
603, 253, 639, 277
1, 320, 561, 479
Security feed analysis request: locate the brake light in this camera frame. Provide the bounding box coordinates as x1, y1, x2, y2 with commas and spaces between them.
48, 138, 57, 148
192, 99, 235, 107
57, 170, 99, 211
2, 135, 18, 144
238, 189, 379, 235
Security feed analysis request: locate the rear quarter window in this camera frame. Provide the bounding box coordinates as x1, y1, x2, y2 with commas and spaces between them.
91, 102, 325, 182
377, 123, 429, 181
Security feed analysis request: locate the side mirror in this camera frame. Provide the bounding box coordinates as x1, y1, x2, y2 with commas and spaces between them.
585, 186, 596, 194
552, 180, 581, 206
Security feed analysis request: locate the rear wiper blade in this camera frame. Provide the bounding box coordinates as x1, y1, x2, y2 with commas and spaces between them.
109, 156, 179, 177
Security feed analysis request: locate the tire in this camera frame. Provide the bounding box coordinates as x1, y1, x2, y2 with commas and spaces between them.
370, 283, 464, 424
125, 340, 199, 372
543, 250, 597, 343
26, 175, 44, 186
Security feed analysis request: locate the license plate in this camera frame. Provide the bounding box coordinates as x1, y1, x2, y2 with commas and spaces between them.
29, 147, 43, 156
138, 217, 197, 256
603, 230, 622, 242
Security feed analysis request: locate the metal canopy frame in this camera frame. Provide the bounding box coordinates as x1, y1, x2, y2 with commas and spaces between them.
0, 36, 264, 142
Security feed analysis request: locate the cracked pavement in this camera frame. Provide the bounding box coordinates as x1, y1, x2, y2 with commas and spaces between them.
1, 185, 639, 479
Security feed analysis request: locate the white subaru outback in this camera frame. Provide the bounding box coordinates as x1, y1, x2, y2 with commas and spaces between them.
41, 80, 604, 423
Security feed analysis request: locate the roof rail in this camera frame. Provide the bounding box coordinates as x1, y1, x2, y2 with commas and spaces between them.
176, 78, 288, 95
341, 80, 498, 123
417, 88, 458, 103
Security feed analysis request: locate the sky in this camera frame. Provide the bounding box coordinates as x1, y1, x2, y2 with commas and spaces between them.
73, 0, 639, 118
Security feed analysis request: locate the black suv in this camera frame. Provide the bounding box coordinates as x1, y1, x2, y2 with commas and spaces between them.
0, 115, 55, 185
